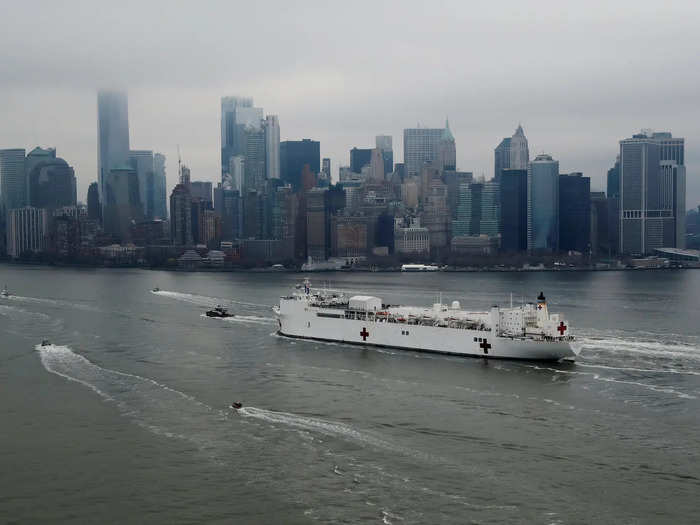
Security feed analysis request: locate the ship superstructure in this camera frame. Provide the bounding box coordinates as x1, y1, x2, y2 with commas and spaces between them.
275, 280, 579, 361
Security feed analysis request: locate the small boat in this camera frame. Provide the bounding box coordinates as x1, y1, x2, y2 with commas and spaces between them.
152, 287, 160, 292
206, 306, 234, 318
230, 402, 243, 410
1, 285, 10, 298
41, 340, 51, 347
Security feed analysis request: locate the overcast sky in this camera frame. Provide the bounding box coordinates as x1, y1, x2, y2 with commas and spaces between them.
1, 0, 699, 208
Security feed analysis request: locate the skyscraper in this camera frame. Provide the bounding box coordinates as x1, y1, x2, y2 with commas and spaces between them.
437, 120, 456, 171
103, 166, 143, 242
244, 127, 266, 192
7, 207, 49, 258
559, 172, 591, 253
152, 153, 167, 220
26, 148, 77, 209
0, 148, 27, 211
619, 131, 685, 254
264, 115, 280, 180
494, 137, 511, 181
321, 158, 331, 180
376, 135, 393, 175
527, 154, 559, 252
190, 181, 213, 207
509, 125, 529, 170
350, 147, 373, 174
87, 182, 101, 222
129, 150, 154, 219
280, 140, 320, 190
221, 96, 253, 178
403, 126, 446, 177
170, 183, 193, 246
606, 157, 620, 255
500, 169, 528, 252
97, 90, 130, 203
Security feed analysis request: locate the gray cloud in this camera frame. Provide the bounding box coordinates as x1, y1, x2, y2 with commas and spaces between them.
1, 0, 698, 208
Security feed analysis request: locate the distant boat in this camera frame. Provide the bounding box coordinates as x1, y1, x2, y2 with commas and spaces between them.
1, 284, 10, 297
401, 264, 439, 272
41, 339, 51, 347
152, 287, 160, 292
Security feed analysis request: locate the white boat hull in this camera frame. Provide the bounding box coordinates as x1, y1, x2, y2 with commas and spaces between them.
277, 302, 578, 361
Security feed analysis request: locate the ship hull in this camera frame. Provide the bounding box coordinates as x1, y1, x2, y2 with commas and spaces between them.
277, 302, 578, 362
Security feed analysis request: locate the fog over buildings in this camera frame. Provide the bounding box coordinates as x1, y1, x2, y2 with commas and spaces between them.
0, 1, 699, 207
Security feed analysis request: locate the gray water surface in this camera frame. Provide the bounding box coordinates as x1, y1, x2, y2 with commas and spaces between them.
1, 266, 699, 524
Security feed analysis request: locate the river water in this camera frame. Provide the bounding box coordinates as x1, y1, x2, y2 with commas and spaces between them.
1, 266, 699, 524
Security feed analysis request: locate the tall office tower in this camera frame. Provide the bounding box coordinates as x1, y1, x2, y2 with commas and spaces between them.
321, 158, 331, 180
437, 120, 456, 171
590, 192, 609, 257
243, 189, 262, 239
97, 90, 130, 203
494, 137, 511, 181
369, 148, 385, 183
244, 127, 266, 192
170, 183, 193, 245
350, 147, 372, 174
7, 207, 49, 258
452, 182, 482, 237
264, 115, 280, 180
376, 135, 393, 175
103, 167, 144, 242
152, 153, 167, 220
606, 157, 620, 255
527, 154, 559, 252
0, 148, 27, 210
422, 182, 450, 252
499, 169, 528, 252
306, 187, 329, 261
180, 165, 191, 186
129, 150, 154, 219
619, 130, 685, 254
443, 171, 474, 219
190, 181, 213, 208
280, 139, 320, 190
87, 182, 101, 222
509, 125, 529, 170
221, 96, 253, 178
559, 172, 591, 253
228, 155, 245, 193
403, 127, 445, 177
479, 181, 501, 236
26, 148, 77, 209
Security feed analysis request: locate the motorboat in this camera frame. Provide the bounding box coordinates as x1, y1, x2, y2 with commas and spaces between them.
230, 402, 243, 410
1, 285, 10, 297
206, 306, 234, 318
41, 340, 51, 347
152, 287, 160, 292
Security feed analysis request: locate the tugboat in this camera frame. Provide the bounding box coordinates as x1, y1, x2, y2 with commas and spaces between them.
41, 339, 51, 347
1, 284, 10, 298
152, 287, 160, 292
206, 305, 234, 318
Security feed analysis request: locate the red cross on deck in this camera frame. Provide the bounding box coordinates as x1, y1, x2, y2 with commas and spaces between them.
360, 327, 369, 341
557, 321, 567, 335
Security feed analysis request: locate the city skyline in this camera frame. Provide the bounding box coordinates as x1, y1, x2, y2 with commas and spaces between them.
0, 2, 698, 208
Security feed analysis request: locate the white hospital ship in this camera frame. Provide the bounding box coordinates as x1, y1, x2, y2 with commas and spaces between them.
275, 280, 579, 361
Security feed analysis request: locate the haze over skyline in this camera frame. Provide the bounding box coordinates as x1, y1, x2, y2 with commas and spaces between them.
1, 1, 698, 206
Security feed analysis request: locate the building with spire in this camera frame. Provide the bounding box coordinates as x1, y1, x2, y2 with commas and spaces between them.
438, 119, 456, 171
509, 124, 529, 170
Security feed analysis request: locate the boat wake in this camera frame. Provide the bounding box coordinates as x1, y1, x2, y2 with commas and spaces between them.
199, 313, 275, 325
153, 290, 269, 309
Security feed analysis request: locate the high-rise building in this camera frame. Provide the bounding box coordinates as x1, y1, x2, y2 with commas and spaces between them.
152, 153, 167, 220
350, 147, 373, 174
264, 115, 280, 180
25, 148, 77, 209
102, 167, 143, 242
7, 207, 49, 258
190, 181, 213, 207
452, 182, 482, 237
606, 157, 620, 255
221, 96, 253, 177
437, 120, 456, 171
619, 130, 685, 254
244, 128, 266, 192
499, 169, 528, 252
129, 150, 154, 219
494, 137, 511, 181
170, 183, 193, 246
369, 148, 385, 183
443, 171, 474, 219
479, 181, 500, 237
590, 191, 609, 257
376, 135, 393, 175
87, 182, 101, 222
558, 172, 591, 253
403, 127, 445, 177
280, 140, 320, 190
97, 90, 130, 204
527, 154, 559, 252
306, 187, 329, 261
509, 125, 529, 170
0, 148, 27, 211
322, 158, 331, 180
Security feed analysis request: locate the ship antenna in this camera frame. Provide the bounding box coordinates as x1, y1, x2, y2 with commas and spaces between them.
510, 292, 513, 308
